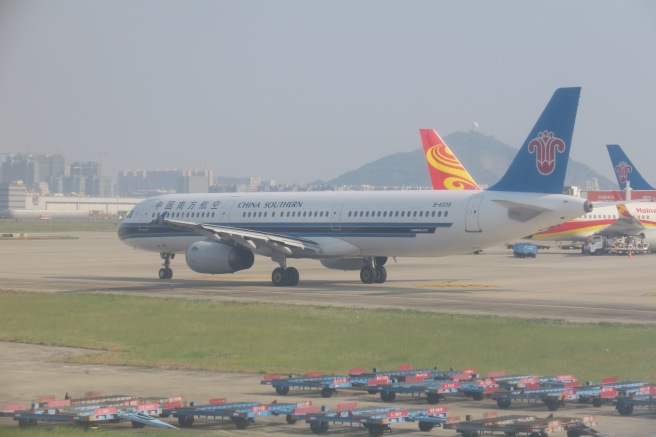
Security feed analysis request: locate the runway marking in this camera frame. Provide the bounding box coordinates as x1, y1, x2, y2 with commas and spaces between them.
417, 283, 498, 289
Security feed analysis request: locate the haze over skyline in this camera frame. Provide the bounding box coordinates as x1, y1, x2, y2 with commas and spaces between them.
1, 1, 654, 185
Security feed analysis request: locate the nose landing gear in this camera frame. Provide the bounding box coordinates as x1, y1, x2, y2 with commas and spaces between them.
158, 252, 175, 279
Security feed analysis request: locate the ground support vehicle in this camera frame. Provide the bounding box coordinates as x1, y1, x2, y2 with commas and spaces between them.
582, 235, 650, 255
262, 373, 352, 397
494, 380, 649, 411
349, 366, 476, 393
164, 398, 316, 429
4, 400, 175, 430
513, 242, 538, 258
304, 402, 448, 437
443, 413, 606, 437
614, 385, 656, 416
368, 379, 462, 404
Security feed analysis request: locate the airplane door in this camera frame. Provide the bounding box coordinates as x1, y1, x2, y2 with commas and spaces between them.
138, 200, 156, 231
219, 199, 236, 225
465, 196, 483, 232
331, 203, 343, 231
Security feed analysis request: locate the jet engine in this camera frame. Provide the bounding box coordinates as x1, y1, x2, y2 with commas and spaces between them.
320, 256, 387, 271
185, 241, 254, 274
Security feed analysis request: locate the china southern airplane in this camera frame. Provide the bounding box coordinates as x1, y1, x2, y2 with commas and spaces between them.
607, 144, 656, 191
118, 87, 591, 286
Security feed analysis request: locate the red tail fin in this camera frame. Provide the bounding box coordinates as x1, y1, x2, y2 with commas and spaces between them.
419, 129, 481, 190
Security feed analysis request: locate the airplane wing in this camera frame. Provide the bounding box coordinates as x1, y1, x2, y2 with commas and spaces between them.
596, 204, 646, 237
161, 218, 323, 255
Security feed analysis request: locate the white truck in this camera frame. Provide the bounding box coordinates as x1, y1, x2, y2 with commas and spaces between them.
582, 235, 650, 255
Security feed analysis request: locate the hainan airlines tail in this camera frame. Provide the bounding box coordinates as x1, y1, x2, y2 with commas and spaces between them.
606, 144, 655, 190
419, 129, 481, 190
489, 87, 580, 193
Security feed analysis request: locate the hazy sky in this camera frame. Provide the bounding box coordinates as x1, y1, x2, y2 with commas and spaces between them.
0, 1, 654, 185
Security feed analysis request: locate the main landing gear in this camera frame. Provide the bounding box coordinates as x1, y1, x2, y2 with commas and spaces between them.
271, 254, 299, 287
271, 266, 299, 286
359, 257, 387, 284
158, 252, 174, 279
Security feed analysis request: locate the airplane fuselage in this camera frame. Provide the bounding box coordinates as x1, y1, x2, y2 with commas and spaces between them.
119, 190, 588, 258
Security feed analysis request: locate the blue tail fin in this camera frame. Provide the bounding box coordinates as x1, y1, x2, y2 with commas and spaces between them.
606, 144, 655, 190
488, 87, 580, 193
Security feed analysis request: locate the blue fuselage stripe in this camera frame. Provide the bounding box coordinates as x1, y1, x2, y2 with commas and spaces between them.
118, 222, 453, 240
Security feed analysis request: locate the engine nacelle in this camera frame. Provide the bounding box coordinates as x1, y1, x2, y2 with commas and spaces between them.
186, 241, 254, 274
320, 256, 387, 271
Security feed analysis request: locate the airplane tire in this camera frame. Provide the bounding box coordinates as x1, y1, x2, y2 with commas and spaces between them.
374, 266, 387, 283
286, 267, 299, 286
159, 268, 167, 279
360, 266, 375, 284
272, 268, 287, 286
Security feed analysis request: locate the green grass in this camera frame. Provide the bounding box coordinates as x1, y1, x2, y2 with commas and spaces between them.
0, 220, 119, 233
1, 291, 655, 382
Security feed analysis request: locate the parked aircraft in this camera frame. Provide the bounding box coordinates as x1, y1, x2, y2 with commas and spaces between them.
419, 129, 481, 190
607, 144, 656, 191
418, 122, 656, 243
118, 87, 590, 286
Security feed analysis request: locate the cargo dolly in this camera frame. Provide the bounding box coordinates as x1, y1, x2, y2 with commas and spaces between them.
2, 400, 175, 430
164, 397, 316, 429
262, 372, 351, 397
443, 412, 607, 437
349, 366, 476, 393
614, 385, 656, 416
494, 379, 649, 411
304, 402, 448, 437
369, 378, 462, 404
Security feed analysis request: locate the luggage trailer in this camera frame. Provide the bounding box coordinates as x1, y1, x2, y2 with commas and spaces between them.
262, 372, 352, 398
348, 365, 476, 392
2, 397, 177, 430
304, 402, 448, 437
443, 412, 607, 437
614, 385, 656, 416
261, 366, 478, 398
163, 398, 316, 429
494, 379, 649, 411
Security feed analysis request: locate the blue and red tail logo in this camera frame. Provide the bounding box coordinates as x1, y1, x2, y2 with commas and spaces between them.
606, 144, 655, 190
489, 87, 580, 193
614, 161, 633, 184
529, 131, 566, 176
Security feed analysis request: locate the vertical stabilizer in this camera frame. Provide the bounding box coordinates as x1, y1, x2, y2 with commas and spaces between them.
419, 129, 481, 190
606, 144, 655, 190
488, 87, 580, 193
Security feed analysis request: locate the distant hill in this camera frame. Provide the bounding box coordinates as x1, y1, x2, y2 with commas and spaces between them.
325, 131, 614, 190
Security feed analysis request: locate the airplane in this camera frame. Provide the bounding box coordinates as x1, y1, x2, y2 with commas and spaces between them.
419, 129, 481, 190
118, 87, 591, 286
418, 124, 656, 243
607, 144, 656, 191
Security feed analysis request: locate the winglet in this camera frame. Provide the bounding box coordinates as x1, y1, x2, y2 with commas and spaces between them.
488, 87, 581, 193
606, 144, 655, 190
419, 129, 481, 190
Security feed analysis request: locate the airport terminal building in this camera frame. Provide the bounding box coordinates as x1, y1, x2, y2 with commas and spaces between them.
0, 183, 140, 219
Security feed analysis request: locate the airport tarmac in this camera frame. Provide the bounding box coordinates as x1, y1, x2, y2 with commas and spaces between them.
1, 231, 656, 435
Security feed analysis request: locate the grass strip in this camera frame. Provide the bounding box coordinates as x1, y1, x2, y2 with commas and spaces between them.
1, 291, 655, 382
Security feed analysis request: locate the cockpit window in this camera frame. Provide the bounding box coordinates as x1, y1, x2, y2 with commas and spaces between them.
127, 209, 134, 219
